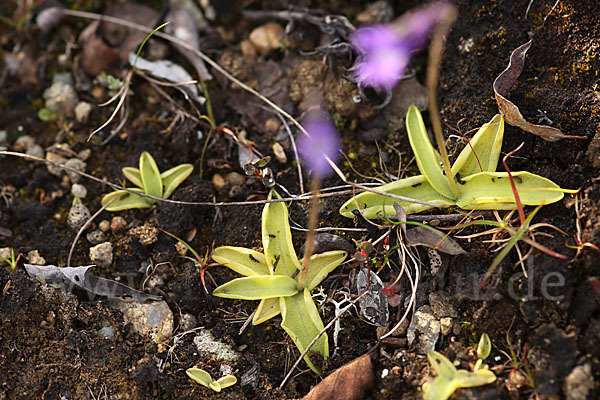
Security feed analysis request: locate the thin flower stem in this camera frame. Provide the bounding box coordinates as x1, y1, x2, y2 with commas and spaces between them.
298, 178, 322, 288
426, 7, 459, 198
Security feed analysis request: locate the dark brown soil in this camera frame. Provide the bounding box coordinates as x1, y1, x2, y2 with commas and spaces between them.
1, 0, 599, 399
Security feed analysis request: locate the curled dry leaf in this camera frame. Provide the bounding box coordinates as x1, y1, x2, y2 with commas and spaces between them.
405, 226, 466, 255
24, 264, 162, 303
493, 40, 585, 141
165, 7, 213, 81
302, 354, 374, 400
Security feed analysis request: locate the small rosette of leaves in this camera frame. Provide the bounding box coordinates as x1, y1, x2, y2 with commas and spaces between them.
101, 151, 192, 211
186, 368, 237, 392
423, 351, 496, 400
340, 105, 576, 219
212, 190, 347, 374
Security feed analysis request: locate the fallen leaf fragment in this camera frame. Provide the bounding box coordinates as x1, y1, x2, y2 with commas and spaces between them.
165, 7, 213, 81
493, 41, 584, 141
406, 226, 466, 255
302, 354, 374, 400
24, 264, 161, 303
128, 53, 205, 104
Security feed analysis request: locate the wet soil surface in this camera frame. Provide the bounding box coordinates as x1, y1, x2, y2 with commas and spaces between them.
1, 0, 599, 399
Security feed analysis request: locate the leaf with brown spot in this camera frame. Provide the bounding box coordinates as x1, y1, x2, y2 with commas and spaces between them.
493, 40, 585, 142
301, 354, 374, 400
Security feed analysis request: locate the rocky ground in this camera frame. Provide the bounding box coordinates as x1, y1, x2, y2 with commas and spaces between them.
1, 0, 599, 399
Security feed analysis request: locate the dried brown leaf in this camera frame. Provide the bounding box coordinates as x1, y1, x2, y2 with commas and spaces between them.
493, 40, 584, 142
406, 226, 466, 255
301, 354, 374, 400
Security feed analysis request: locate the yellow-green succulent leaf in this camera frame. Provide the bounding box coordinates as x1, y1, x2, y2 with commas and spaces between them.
215, 375, 237, 389
422, 377, 458, 400
427, 351, 457, 380
212, 275, 298, 300
186, 368, 212, 387
477, 333, 492, 360
161, 163, 193, 199
302, 250, 347, 290
122, 167, 143, 188
280, 289, 328, 374
406, 105, 455, 200
453, 369, 497, 388
263, 190, 300, 276
456, 171, 576, 209
339, 175, 455, 219
252, 298, 281, 325
452, 114, 504, 176
212, 246, 270, 276
101, 188, 153, 211
423, 351, 494, 400
302, 287, 327, 337
139, 151, 163, 198
208, 381, 221, 392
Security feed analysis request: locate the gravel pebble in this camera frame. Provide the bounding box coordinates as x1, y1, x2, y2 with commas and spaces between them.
74, 101, 92, 123
272, 142, 287, 163
26, 250, 46, 265
67, 201, 91, 231
108, 299, 173, 342
0, 247, 11, 261
249, 22, 284, 56
26, 144, 45, 159
110, 216, 127, 232
78, 148, 92, 161
46, 152, 67, 176
89, 242, 113, 267
14, 135, 35, 152
564, 363, 594, 400
71, 183, 87, 198
98, 326, 116, 340
193, 330, 241, 362
407, 305, 440, 354
180, 313, 197, 331
440, 317, 453, 336
225, 171, 246, 186
43, 73, 78, 118
64, 158, 86, 184
212, 173, 226, 191
98, 220, 110, 232
86, 230, 106, 245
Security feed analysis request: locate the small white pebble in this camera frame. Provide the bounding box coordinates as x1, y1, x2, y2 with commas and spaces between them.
381, 368, 389, 379
74, 101, 92, 123
71, 183, 87, 198
272, 142, 287, 164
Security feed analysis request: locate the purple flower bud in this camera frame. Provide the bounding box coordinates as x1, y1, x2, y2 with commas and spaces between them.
297, 111, 341, 178
351, 1, 453, 90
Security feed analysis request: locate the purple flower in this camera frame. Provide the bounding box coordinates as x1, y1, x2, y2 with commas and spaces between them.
351, 1, 453, 90
297, 112, 341, 177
